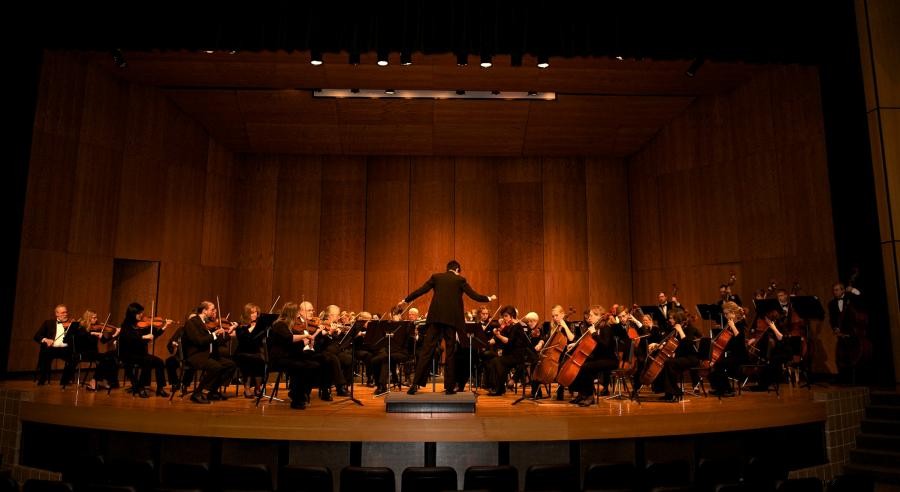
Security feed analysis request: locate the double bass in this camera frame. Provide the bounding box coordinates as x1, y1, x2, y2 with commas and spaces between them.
835, 268, 873, 370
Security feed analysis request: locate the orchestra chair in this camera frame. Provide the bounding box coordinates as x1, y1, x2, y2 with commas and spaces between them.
684, 337, 711, 398
255, 335, 286, 407
644, 460, 691, 491
106, 457, 157, 490
400, 466, 457, 492
218, 464, 273, 492
159, 462, 210, 490
22, 480, 74, 492
68, 333, 97, 391
523, 464, 578, 492
775, 478, 824, 492
462, 465, 518, 492
278, 465, 332, 492
339, 466, 394, 492
582, 462, 637, 491
696, 457, 742, 492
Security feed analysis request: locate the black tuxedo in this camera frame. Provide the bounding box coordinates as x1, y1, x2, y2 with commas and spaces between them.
404, 270, 490, 391
183, 316, 236, 395
654, 301, 683, 324
828, 293, 863, 333
33, 320, 78, 385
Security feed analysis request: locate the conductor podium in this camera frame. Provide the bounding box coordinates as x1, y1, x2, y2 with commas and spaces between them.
384, 391, 477, 413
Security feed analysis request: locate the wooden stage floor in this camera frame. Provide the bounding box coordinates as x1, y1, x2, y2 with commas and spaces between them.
8, 379, 826, 443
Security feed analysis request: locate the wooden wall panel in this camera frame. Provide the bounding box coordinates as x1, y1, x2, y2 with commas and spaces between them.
408, 158, 455, 313
201, 141, 238, 268
68, 143, 122, 256
455, 158, 500, 313
161, 164, 206, 263
364, 158, 409, 313
23, 131, 79, 251
32, 52, 86, 138
497, 159, 544, 313
586, 158, 632, 305
542, 159, 588, 316
317, 157, 366, 310
63, 254, 114, 322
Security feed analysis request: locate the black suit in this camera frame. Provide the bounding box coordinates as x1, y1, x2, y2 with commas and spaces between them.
33, 320, 78, 385
828, 293, 863, 334
182, 316, 236, 395
404, 270, 490, 391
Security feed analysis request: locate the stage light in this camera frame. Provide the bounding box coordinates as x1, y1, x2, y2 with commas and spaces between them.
313, 89, 556, 100
480, 54, 492, 68
537, 55, 549, 69
203, 50, 215, 54
615, 55, 624, 61
527, 90, 538, 96
310, 50, 323, 66
686, 57, 705, 77
400, 50, 412, 65
384, 89, 395, 95
377, 48, 389, 66
457, 52, 468, 66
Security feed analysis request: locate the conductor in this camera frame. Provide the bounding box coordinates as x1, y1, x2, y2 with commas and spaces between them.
399, 260, 496, 395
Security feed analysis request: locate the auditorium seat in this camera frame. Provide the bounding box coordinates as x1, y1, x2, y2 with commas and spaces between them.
462, 465, 518, 492
218, 464, 273, 492
524, 464, 578, 492
400, 466, 457, 492
339, 466, 394, 492
644, 460, 691, 490
774, 478, 823, 492
62, 454, 105, 488
695, 457, 741, 492
826, 474, 873, 492
582, 462, 637, 491
742, 456, 787, 492
106, 458, 157, 490
714, 485, 752, 492
85, 485, 137, 492
278, 465, 332, 492
22, 480, 74, 492
159, 462, 210, 490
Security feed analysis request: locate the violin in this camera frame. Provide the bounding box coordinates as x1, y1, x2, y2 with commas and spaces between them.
136, 316, 173, 330
89, 322, 119, 334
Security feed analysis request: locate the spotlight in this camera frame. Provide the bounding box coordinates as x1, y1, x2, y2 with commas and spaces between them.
310, 50, 323, 66
537, 55, 549, 69
615, 55, 624, 61
111, 49, 127, 68
228, 49, 240, 55
686, 57, 705, 77
400, 50, 412, 65
349, 51, 360, 65
527, 90, 538, 96
456, 52, 468, 66
377, 48, 389, 66
203, 50, 215, 54
480, 54, 492, 68
385, 89, 395, 95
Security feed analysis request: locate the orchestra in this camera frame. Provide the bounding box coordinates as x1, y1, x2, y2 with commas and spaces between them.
30, 270, 856, 407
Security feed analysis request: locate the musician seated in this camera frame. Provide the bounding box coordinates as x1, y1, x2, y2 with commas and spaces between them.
119, 302, 171, 398
746, 309, 790, 392
370, 314, 409, 395
76, 310, 120, 391
521, 312, 547, 398
652, 311, 701, 402
165, 321, 192, 393
233, 303, 266, 398
33, 304, 78, 386
709, 302, 747, 396
269, 302, 320, 409
486, 306, 529, 396
181, 301, 237, 403
317, 304, 352, 397
569, 306, 620, 407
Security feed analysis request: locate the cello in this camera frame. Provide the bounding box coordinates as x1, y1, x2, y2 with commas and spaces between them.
532, 316, 571, 384
555, 318, 601, 388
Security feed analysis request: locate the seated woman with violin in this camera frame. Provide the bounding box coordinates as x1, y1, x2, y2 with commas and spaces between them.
233, 303, 266, 398
486, 306, 530, 396
76, 310, 120, 391
269, 302, 320, 409
650, 310, 702, 402
708, 302, 747, 396
567, 306, 621, 407
119, 302, 172, 398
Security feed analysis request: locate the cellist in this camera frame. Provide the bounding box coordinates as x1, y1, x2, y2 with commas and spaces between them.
541, 305, 576, 401
567, 306, 620, 407
651, 310, 701, 402
708, 302, 747, 396
486, 306, 529, 396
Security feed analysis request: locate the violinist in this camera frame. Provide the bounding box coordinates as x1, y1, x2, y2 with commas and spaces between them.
270, 302, 320, 410
181, 301, 236, 403
119, 302, 170, 398
298, 301, 342, 401
651, 310, 701, 402
319, 304, 352, 397
369, 311, 409, 395
708, 302, 747, 397
486, 306, 529, 396
568, 306, 620, 406
77, 310, 120, 391
33, 304, 78, 386
232, 303, 266, 398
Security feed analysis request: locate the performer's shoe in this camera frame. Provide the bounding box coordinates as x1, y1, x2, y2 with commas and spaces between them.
290, 398, 307, 410
407, 386, 417, 395
336, 386, 349, 397
319, 389, 333, 401
599, 388, 610, 397
662, 393, 682, 402
375, 385, 389, 396
569, 395, 585, 404
444, 389, 456, 395
556, 387, 566, 401
190, 392, 210, 404
137, 388, 150, 399
487, 390, 505, 396
578, 397, 596, 407
155, 387, 169, 398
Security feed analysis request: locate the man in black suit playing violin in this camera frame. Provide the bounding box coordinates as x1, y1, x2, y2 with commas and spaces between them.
33, 304, 78, 386
399, 260, 495, 395
182, 301, 237, 404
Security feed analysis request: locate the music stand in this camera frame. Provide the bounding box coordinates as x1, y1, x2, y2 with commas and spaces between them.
253, 314, 283, 405
385, 321, 411, 393
333, 321, 364, 406
696, 304, 723, 334
789, 296, 826, 388
462, 321, 489, 394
